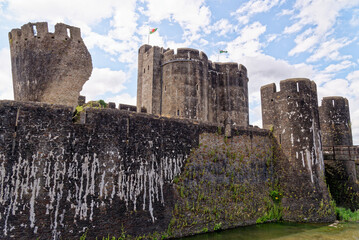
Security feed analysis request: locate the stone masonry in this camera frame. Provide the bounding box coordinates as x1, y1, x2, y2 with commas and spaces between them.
9, 22, 92, 107
261, 78, 332, 221
137, 45, 249, 126
319, 97, 359, 210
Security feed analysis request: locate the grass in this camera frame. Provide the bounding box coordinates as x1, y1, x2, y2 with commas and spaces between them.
336, 207, 359, 222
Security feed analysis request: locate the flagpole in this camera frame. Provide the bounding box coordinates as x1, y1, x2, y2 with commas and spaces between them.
148, 28, 150, 45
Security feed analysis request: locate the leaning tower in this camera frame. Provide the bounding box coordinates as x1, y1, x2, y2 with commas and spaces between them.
9, 22, 92, 107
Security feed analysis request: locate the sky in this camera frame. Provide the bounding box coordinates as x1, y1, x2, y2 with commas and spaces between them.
0, 0, 359, 143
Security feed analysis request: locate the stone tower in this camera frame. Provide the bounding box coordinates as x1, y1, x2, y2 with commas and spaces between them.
319, 97, 352, 146
137, 44, 249, 126
319, 97, 359, 210
9, 22, 92, 107
261, 78, 332, 221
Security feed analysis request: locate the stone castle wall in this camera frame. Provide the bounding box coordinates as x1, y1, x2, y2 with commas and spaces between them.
137, 45, 249, 126
0, 100, 335, 239
9, 22, 92, 107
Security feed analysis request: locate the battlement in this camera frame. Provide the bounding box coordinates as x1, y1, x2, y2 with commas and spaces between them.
9, 22, 82, 45
261, 78, 317, 103
9, 22, 92, 107
163, 47, 208, 63
321, 96, 349, 108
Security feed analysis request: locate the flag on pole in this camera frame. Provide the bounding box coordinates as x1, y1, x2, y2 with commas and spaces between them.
149, 28, 158, 34
219, 50, 228, 53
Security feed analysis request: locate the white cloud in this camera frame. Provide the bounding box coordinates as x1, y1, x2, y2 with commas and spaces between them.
212, 19, 235, 36
350, 9, 359, 26
106, 93, 136, 106
81, 67, 128, 100
4, 0, 122, 26
223, 22, 266, 58
307, 37, 355, 62
232, 0, 282, 24
277, 9, 294, 16
0, 48, 13, 100
284, 0, 359, 56
322, 60, 354, 73
143, 0, 211, 42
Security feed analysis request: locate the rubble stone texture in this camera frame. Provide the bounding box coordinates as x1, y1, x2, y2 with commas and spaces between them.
9, 22, 92, 107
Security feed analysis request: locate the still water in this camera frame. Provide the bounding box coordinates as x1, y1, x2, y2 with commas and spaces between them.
182, 222, 359, 240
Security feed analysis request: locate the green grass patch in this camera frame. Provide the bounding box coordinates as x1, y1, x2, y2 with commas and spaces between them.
336, 207, 359, 222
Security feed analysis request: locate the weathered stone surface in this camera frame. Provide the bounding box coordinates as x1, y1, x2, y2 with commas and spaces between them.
9, 22, 92, 107
319, 97, 353, 146
0, 100, 335, 239
261, 78, 334, 222
137, 45, 249, 126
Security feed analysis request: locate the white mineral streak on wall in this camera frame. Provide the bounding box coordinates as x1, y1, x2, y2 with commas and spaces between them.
0, 146, 187, 237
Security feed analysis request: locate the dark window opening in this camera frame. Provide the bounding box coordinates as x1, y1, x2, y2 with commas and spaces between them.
196, 84, 199, 90
164, 85, 166, 91
148, 65, 149, 70
177, 110, 180, 116
144, 68, 145, 73
279, 134, 282, 144
271, 99, 273, 102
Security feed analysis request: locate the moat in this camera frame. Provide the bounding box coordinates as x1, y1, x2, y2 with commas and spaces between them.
182, 222, 359, 240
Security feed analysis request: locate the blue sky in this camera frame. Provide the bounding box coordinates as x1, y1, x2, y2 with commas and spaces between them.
0, 0, 359, 142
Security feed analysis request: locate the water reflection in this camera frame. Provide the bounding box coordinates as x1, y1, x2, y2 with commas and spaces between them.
182, 222, 359, 240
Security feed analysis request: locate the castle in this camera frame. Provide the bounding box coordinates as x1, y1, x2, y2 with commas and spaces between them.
0, 22, 358, 239
137, 45, 249, 126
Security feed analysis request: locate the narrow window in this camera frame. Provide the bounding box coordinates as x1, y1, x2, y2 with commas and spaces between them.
144, 68, 145, 73
148, 65, 149, 70
332, 100, 335, 107
279, 134, 282, 144
296, 82, 299, 92
33, 25, 37, 36
67, 28, 71, 38
196, 84, 199, 91
164, 85, 166, 92
177, 110, 180, 116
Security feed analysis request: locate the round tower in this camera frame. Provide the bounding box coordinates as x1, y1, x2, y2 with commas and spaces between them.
261, 78, 322, 164
9, 22, 92, 107
319, 97, 352, 146
161, 48, 209, 120
261, 78, 332, 221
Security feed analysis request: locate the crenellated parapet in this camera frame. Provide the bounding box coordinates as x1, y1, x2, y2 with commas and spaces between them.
9, 22, 92, 107
137, 45, 249, 126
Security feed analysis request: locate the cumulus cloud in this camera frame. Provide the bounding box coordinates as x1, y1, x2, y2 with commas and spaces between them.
211, 19, 235, 36
81, 67, 128, 100
284, 0, 359, 56
143, 0, 211, 42
106, 93, 136, 106
0, 48, 13, 100
232, 0, 282, 24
